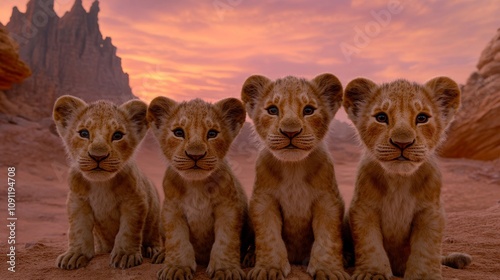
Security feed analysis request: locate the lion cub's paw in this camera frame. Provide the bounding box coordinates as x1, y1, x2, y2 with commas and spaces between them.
142, 245, 161, 259
247, 267, 285, 280
207, 260, 245, 280
110, 249, 143, 269
210, 268, 245, 280
151, 248, 166, 264
242, 250, 256, 268
314, 269, 350, 280
157, 265, 193, 280
56, 250, 91, 270
351, 272, 390, 280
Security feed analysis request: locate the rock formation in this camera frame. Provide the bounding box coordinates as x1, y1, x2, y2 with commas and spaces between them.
0, 25, 31, 91
2, 0, 134, 119
441, 29, 500, 161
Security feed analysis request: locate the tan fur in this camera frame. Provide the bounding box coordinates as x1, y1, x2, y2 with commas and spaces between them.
52, 95, 162, 270
241, 74, 349, 280
147, 97, 250, 280
343, 77, 471, 279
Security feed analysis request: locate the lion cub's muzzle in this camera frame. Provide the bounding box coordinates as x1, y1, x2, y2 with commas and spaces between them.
173, 146, 217, 180
279, 128, 302, 149
88, 152, 110, 170
389, 138, 415, 161
184, 151, 207, 169
279, 128, 302, 139
80, 142, 117, 173
88, 152, 110, 163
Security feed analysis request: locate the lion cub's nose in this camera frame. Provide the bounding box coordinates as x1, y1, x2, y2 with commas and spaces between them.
280, 129, 302, 139
185, 151, 206, 161
89, 153, 109, 162
390, 139, 415, 150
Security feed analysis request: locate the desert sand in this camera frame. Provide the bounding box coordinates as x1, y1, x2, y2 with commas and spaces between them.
0, 118, 499, 280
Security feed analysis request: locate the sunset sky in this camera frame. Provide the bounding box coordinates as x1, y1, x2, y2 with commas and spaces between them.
1, 0, 499, 117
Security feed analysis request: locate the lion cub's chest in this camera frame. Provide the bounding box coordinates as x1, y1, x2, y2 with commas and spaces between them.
379, 182, 417, 245
275, 169, 315, 261
87, 185, 121, 232
181, 188, 214, 233
180, 186, 215, 262
277, 179, 314, 222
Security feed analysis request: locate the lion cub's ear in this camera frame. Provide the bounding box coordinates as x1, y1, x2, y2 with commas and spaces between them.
343, 78, 378, 125
147, 96, 178, 130
425, 76, 461, 126
241, 75, 272, 119
214, 98, 246, 138
312, 73, 343, 118
120, 99, 149, 140
53, 95, 87, 136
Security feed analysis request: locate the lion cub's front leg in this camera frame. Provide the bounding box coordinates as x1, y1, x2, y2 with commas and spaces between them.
404, 207, 444, 280
157, 201, 196, 280
308, 194, 349, 280
207, 203, 245, 280
109, 200, 147, 269
56, 192, 95, 270
350, 203, 392, 280
247, 192, 290, 280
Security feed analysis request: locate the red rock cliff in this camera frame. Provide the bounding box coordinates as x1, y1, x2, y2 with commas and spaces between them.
0, 25, 31, 90
2, 0, 134, 119
441, 29, 500, 161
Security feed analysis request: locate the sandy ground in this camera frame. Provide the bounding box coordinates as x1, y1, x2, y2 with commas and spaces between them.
0, 119, 499, 279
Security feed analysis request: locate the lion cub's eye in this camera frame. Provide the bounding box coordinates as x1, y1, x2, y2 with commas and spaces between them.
266, 106, 279, 115
207, 129, 219, 139
303, 106, 316, 116
416, 113, 430, 124
112, 131, 124, 141
374, 112, 388, 124
78, 129, 90, 139
173, 128, 185, 138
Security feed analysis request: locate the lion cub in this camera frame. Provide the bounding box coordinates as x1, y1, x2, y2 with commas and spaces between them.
343, 77, 471, 279
53, 95, 162, 269
147, 97, 250, 280
241, 74, 349, 280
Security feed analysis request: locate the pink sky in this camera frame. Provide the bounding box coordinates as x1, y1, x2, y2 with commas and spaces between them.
1, 0, 499, 118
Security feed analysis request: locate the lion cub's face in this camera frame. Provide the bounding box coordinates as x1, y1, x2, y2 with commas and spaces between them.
53, 96, 149, 181
344, 77, 460, 175
147, 98, 245, 181
241, 74, 343, 162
